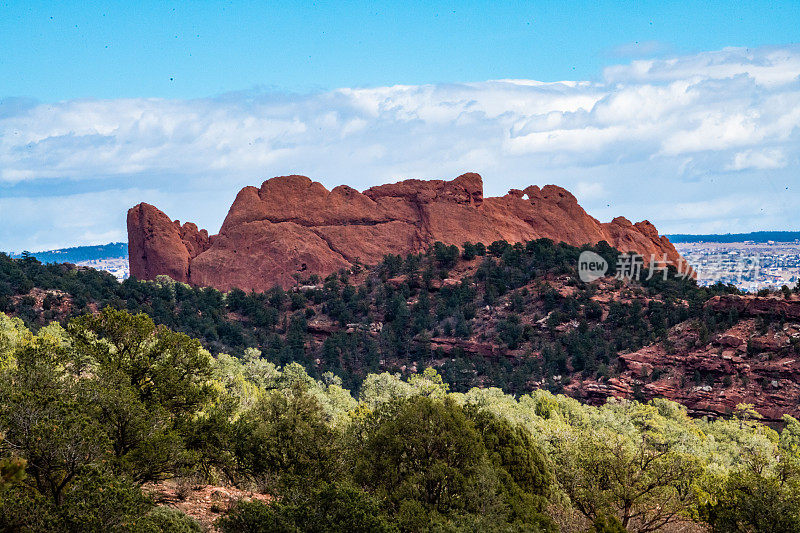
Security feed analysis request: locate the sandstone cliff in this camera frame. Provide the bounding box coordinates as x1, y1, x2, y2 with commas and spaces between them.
128, 173, 685, 291
570, 295, 800, 422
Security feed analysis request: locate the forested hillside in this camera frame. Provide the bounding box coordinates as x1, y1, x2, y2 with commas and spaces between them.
2, 308, 800, 532
0, 239, 741, 396
10, 242, 128, 263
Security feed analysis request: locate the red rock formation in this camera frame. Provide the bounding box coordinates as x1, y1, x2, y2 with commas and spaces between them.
128, 173, 686, 291
568, 295, 800, 422
707, 294, 800, 320
127, 203, 210, 283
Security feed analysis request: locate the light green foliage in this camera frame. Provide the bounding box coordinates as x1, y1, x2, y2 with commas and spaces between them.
780, 414, 800, 466
700, 468, 800, 532
0, 312, 30, 369
128, 506, 203, 532
407, 366, 450, 398
359, 372, 415, 407
242, 347, 281, 388
2, 309, 799, 532
213, 352, 265, 412
553, 428, 701, 532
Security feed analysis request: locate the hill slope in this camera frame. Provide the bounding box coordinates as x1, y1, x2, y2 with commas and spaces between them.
9, 238, 800, 421
10, 242, 128, 263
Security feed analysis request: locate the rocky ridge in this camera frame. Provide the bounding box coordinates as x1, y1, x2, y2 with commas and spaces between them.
128, 173, 685, 291
570, 295, 800, 421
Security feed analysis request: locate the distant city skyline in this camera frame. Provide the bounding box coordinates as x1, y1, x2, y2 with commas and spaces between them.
1, 2, 799, 251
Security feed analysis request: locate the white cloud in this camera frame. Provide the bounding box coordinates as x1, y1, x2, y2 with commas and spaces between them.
660, 112, 763, 155
603, 47, 800, 87
1, 45, 800, 251
574, 182, 606, 201
727, 149, 787, 171
0, 190, 144, 252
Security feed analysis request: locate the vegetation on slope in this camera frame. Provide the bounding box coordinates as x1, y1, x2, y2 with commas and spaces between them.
0, 239, 742, 395
2, 309, 800, 532
10, 242, 128, 263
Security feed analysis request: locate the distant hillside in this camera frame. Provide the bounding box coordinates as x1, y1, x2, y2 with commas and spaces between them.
667, 231, 800, 243
10, 242, 128, 263
0, 239, 742, 406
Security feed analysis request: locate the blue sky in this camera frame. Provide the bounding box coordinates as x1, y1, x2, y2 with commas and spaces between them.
3, 1, 799, 101
1, 1, 800, 251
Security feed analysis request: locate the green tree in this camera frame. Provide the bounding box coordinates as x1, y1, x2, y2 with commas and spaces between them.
355, 396, 492, 518
68, 308, 214, 481
217, 481, 396, 533
462, 242, 477, 261
233, 384, 339, 492
554, 430, 701, 532
68, 308, 215, 420
469, 408, 556, 530
591, 514, 628, 533
0, 340, 108, 505
701, 469, 800, 533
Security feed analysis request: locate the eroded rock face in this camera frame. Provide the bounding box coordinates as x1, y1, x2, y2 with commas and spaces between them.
707, 295, 800, 320
127, 203, 210, 283
128, 173, 685, 291
568, 295, 800, 422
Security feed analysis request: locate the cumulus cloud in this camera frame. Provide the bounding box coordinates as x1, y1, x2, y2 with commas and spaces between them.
1, 45, 799, 251
726, 149, 787, 171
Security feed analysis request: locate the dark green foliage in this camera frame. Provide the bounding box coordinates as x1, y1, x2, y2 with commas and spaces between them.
591, 514, 628, 533
0, 467, 156, 533
48, 468, 154, 532
469, 409, 555, 529
69, 307, 215, 419
0, 237, 739, 396
216, 499, 300, 533
462, 241, 477, 260
701, 469, 800, 533
217, 482, 396, 533
0, 310, 207, 530
0, 340, 109, 505
355, 396, 487, 514
433, 241, 460, 269
498, 314, 525, 349
353, 396, 557, 531
233, 385, 339, 491
67, 308, 215, 482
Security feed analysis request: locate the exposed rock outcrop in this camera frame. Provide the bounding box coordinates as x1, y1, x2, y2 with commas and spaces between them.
569, 295, 800, 422
127, 203, 210, 284
707, 294, 800, 320
128, 173, 686, 291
